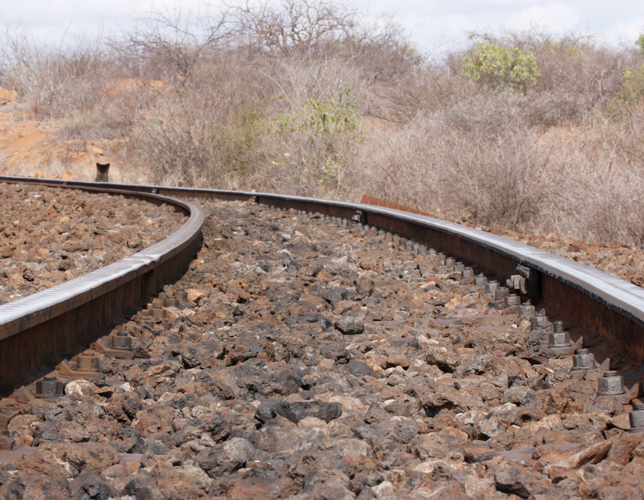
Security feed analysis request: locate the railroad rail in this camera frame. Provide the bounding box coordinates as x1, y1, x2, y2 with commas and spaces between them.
0, 178, 205, 393
2, 174, 644, 393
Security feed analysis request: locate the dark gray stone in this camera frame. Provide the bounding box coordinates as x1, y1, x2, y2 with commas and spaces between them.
255, 399, 343, 424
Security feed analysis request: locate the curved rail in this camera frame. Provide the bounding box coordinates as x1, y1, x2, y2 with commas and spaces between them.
2, 175, 644, 382
0, 179, 205, 392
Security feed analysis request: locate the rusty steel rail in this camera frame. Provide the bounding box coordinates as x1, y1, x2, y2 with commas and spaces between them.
3, 175, 644, 381
0, 178, 205, 392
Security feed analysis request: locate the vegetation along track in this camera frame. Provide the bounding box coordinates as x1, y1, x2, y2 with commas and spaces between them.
2, 176, 644, 497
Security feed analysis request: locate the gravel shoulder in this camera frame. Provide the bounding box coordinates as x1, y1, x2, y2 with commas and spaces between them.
0, 183, 188, 305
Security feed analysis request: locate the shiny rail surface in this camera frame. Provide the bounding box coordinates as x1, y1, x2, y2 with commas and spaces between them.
0, 178, 205, 392
2, 175, 644, 384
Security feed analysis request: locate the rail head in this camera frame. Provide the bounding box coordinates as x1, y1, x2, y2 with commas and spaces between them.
0, 182, 205, 341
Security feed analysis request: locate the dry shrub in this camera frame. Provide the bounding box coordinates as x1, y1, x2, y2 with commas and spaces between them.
0, 30, 116, 119
366, 93, 552, 229
4, 3, 644, 248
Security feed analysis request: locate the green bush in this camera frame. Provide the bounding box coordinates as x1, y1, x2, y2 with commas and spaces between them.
636, 34, 644, 54
464, 43, 540, 92
618, 65, 644, 102
274, 86, 360, 188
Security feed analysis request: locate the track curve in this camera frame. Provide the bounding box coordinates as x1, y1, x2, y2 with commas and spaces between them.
0, 178, 205, 393
1, 175, 644, 387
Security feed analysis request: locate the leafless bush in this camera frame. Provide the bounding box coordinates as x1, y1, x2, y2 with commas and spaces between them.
226, 0, 360, 56
0, 29, 117, 119
111, 8, 228, 86
365, 94, 553, 230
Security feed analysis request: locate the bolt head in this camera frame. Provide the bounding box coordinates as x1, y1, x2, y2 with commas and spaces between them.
549, 331, 571, 348
572, 349, 595, 370
630, 407, 644, 430
36, 378, 65, 398
597, 372, 625, 396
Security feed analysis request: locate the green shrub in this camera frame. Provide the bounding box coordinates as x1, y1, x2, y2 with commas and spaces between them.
636, 34, 644, 54
464, 43, 540, 92
274, 85, 361, 189
618, 65, 644, 102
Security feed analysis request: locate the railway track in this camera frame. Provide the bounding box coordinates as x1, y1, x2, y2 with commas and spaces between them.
1, 175, 644, 498
3, 175, 644, 381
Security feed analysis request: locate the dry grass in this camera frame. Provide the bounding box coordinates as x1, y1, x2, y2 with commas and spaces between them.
2, 2, 644, 247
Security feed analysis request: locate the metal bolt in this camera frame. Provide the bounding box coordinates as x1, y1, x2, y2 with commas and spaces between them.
445, 257, 455, 267
531, 316, 550, 330
462, 268, 474, 279
485, 281, 499, 294
475, 274, 488, 286
549, 331, 571, 348
506, 294, 521, 306
77, 355, 100, 371
630, 403, 644, 433
553, 321, 565, 333
36, 378, 65, 398
572, 348, 595, 371
597, 371, 626, 396
510, 275, 522, 290
112, 332, 133, 350
519, 303, 535, 317
495, 287, 510, 300
454, 262, 465, 272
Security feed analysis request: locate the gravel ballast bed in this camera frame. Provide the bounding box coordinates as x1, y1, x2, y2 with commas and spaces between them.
0, 200, 641, 499
0, 182, 188, 305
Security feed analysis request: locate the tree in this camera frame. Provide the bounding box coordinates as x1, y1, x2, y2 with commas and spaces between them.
226, 0, 359, 56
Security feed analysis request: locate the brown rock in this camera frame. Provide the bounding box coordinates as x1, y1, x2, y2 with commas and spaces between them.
633, 441, 644, 459
385, 355, 410, 369
69, 468, 115, 499
607, 434, 644, 465
464, 447, 500, 463
187, 288, 206, 304
494, 465, 551, 498
578, 478, 611, 499
0, 435, 13, 450
611, 411, 632, 431
216, 465, 297, 500
0, 471, 71, 499
554, 441, 612, 469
